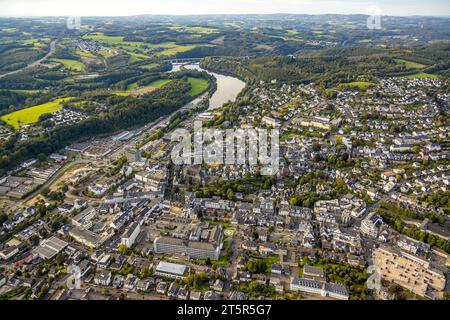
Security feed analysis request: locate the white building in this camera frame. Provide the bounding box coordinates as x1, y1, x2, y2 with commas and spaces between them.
121, 222, 141, 248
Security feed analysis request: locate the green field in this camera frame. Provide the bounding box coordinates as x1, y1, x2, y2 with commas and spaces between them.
394, 59, 427, 69
83, 33, 126, 44
155, 44, 198, 56
119, 79, 173, 96
169, 26, 219, 34
187, 77, 209, 96
0, 89, 48, 94
51, 59, 86, 72
139, 63, 160, 70
75, 49, 96, 59
98, 49, 115, 58
23, 38, 50, 48
404, 73, 439, 79
127, 51, 151, 63
338, 81, 376, 90
1, 97, 74, 129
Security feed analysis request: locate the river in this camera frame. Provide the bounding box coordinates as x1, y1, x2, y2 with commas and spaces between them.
170, 63, 245, 110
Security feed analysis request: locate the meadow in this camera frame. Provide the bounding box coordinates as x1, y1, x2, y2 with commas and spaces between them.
119, 79, 173, 96
405, 73, 439, 79
1, 97, 74, 129
51, 59, 86, 72
394, 59, 427, 69
187, 77, 209, 96
337, 81, 376, 90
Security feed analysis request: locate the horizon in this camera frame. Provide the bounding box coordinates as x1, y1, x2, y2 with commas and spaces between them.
1, 13, 450, 18
0, 0, 449, 18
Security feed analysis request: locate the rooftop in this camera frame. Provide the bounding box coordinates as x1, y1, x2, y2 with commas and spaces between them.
155, 261, 187, 276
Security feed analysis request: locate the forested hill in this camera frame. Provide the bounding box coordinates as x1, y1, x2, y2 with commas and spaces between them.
201, 42, 450, 86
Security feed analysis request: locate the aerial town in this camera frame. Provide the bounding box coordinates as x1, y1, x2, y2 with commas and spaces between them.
0, 7, 449, 304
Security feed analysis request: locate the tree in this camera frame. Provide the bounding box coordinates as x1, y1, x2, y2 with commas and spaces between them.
37, 153, 47, 163
226, 189, 234, 201
118, 244, 127, 255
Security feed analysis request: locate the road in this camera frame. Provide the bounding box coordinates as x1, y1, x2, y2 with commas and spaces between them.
23, 159, 88, 203
0, 39, 57, 79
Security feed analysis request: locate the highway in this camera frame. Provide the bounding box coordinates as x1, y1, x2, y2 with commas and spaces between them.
0, 39, 57, 79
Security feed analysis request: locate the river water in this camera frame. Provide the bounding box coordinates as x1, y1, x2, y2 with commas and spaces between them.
170, 63, 245, 110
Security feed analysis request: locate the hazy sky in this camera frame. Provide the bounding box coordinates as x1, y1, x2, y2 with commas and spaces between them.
0, 0, 448, 17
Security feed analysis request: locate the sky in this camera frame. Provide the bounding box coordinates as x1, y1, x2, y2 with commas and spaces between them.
0, 0, 448, 17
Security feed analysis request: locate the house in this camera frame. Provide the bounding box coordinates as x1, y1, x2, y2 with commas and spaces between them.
230, 291, 245, 300
271, 263, 283, 275
0, 274, 6, 288
258, 228, 269, 242
167, 282, 179, 297
189, 290, 202, 300
0, 245, 20, 260
94, 271, 112, 286
123, 274, 138, 290
177, 287, 189, 300
156, 281, 167, 295
112, 275, 124, 288
204, 291, 220, 300
212, 279, 224, 292
242, 241, 258, 251
361, 213, 383, 238
258, 242, 276, 256
77, 260, 92, 278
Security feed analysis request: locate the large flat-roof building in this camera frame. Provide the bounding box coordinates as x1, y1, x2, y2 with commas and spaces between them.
290, 277, 349, 300
121, 222, 140, 248
373, 246, 446, 299
33, 236, 68, 260
303, 265, 326, 282
69, 227, 104, 248
154, 261, 187, 279
153, 236, 221, 260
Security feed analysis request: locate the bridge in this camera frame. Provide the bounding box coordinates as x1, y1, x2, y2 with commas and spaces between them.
165, 56, 252, 64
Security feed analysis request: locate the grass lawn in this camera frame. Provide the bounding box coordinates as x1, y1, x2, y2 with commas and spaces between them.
1, 97, 74, 129
139, 63, 160, 70
0, 89, 48, 94
187, 77, 209, 96
127, 51, 151, 63
394, 59, 426, 69
51, 58, 86, 72
75, 49, 96, 59
149, 79, 172, 88
341, 81, 376, 89
169, 26, 219, 34
83, 33, 125, 44
155, 44, 197, 56
119, 79, 173, 96
98, 49, 115, 58
404, 73, 439, 79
